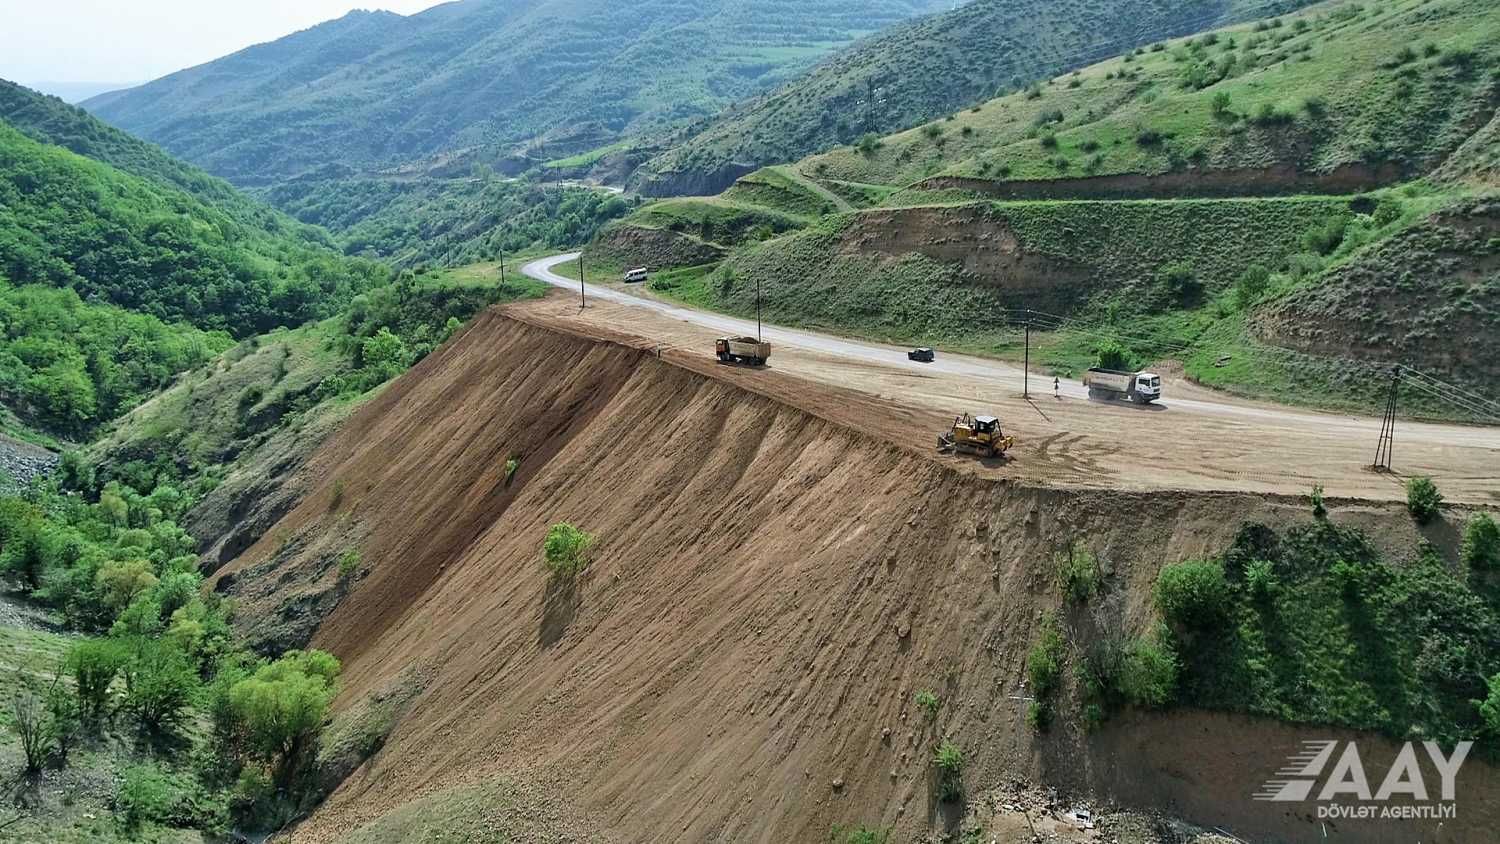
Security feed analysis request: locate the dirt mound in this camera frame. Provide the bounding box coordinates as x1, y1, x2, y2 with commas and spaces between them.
209, 311, 1495, 842
590, 223, 726, 270
918, 162, 1405, 201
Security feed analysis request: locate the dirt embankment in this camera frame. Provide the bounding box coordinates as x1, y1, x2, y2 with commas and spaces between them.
919, 161, 1406, 202
209, 311, 1496, 843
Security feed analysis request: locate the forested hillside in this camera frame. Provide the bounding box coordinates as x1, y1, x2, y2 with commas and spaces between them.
634, 0, 1320, 195
84, 0, 951, 185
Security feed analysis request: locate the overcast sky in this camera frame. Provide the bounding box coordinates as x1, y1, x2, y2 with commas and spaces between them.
1, 1, 444, 87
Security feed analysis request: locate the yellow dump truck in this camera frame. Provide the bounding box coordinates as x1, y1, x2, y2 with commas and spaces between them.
715, 336, 771, 366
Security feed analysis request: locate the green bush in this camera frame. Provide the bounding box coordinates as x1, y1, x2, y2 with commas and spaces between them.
1027, 614, 1065, 698
914, 689, 940, 719
1154, 560, 1231, 629
1309, 483, 1327, 520
1119, 627, 1178, 708
830, 825, 889, 844
1462, 514, 1500, 569
1055, 542, 1101, 603
118, 763, 177, 831
932, 739, 964, 802
1233, 264, 1271, 310
337, 549, 361, 579
1245, 558, 1279, 604
1302, 217, 1348, 255
68, 638, 125, 715
1405, 477, 1443, 524
1478, 674, 1500, 737
1025, 699, 1052, 731
1093, 339, 1139, 372
543, 523, 595, 576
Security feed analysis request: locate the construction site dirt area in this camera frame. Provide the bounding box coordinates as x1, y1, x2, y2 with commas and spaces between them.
205, 304, 1498, 843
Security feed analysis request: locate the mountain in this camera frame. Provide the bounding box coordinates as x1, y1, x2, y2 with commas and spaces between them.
0, 81, 388, 338
83, 0, 952, 185
21, 80, 139, 103
631, 0, 1322, 195
591, 0, 1500, 414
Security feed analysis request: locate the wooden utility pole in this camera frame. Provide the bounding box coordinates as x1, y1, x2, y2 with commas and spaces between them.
578, 254, 586, 308
1022, 310, 1032, 399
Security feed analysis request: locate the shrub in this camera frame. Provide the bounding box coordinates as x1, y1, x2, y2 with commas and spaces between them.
1135, 128, 1164, 146
1154, 560, 1231, 629
1233, 264, 1271, 310
1309, 483, 1327, 520
1245, 559, 1279, 604
543, 523, 594, 576
1039, 132, 1058, 149
831, 826, 890, 844
118, 763, 176, 831
1027, 614, 1065, 698
914, 689, 940, 719
69, 638, 125, 715
1462, 514, 1500, 569
1303, 217, 1348, 255
1119, 628, 1178, 708
1250, 103, 1295, 126
11, 688, 54, 773
1025, 700, 1052, 731
932, 740, 964, 802
855, 133, 881, 156
1303, 95, 1328, 117
1405, 477, 1443, 524
1055, 541, 1101, 603
337, 549, 361, 579
922, 124, 943, 140
1478, 674, 1500, 737
1158, 260, 1201, 303
237, 385, 264, 412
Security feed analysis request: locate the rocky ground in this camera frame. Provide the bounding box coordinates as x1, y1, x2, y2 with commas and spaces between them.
0, 433, 58, 489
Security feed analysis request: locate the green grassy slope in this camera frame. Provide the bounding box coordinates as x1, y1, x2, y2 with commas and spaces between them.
799, 0, 1498, 197
634, 0, 1321, 195
84, 0, 951, 185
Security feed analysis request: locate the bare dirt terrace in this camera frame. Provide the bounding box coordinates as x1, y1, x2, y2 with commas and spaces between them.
197, 303, 1497, 843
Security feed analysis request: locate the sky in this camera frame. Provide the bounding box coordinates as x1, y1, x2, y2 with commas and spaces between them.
0, 0, 445, 91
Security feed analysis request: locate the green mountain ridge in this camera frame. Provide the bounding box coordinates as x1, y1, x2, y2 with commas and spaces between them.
633, 0, 1321, 196
83, 0, 953, 185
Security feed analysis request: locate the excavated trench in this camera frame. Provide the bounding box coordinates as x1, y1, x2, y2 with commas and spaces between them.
205, 309, 1496, 843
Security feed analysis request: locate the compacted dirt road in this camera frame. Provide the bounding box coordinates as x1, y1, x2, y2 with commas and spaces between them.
523, 253, 1500, 504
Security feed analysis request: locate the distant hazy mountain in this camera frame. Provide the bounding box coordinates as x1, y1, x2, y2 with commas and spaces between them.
23, 80, 139, 103
83, 0, 951, 185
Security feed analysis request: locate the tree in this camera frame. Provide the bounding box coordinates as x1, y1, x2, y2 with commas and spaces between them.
1234, 264, 1272, 310
225, 650, 340, 788
95, 559, 159, 614
121, 639, 199, 734
1461, 513, 1499, 569
1478, 674, 1500, 737
1210, 91, 1233, 118
68, 638, 125, 716
543, 523, 594, 576
1094, 339, 1139, 372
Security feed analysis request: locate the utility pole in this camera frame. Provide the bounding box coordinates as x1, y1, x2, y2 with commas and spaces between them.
1022, 310, 1032, 399
498, 248, 506, 287
1373, 365, 1400, 471
578, 254, 586, 308
756, 275, 763, 342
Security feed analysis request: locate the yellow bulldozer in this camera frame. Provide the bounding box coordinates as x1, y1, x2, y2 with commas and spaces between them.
937, 413, 1014, 459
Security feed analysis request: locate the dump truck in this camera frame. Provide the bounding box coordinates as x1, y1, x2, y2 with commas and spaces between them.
715, 336, 771, 366
937, 413, 1015, 458
1083, 368, 1162, 404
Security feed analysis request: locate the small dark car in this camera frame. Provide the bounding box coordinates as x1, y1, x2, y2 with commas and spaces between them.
908, 347, 935, 363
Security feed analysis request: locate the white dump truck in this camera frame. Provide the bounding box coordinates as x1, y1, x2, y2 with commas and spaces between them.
715, 336, 771, 366
1083, 368, 1162, 403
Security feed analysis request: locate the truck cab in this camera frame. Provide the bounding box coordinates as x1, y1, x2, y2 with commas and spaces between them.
1133, 373, 1162, 402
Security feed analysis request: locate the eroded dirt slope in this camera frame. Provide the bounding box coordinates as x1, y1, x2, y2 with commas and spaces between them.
212, 312, 1495, 843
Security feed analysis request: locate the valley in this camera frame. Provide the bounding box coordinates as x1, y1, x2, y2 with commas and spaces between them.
0, 0, 1496, 841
